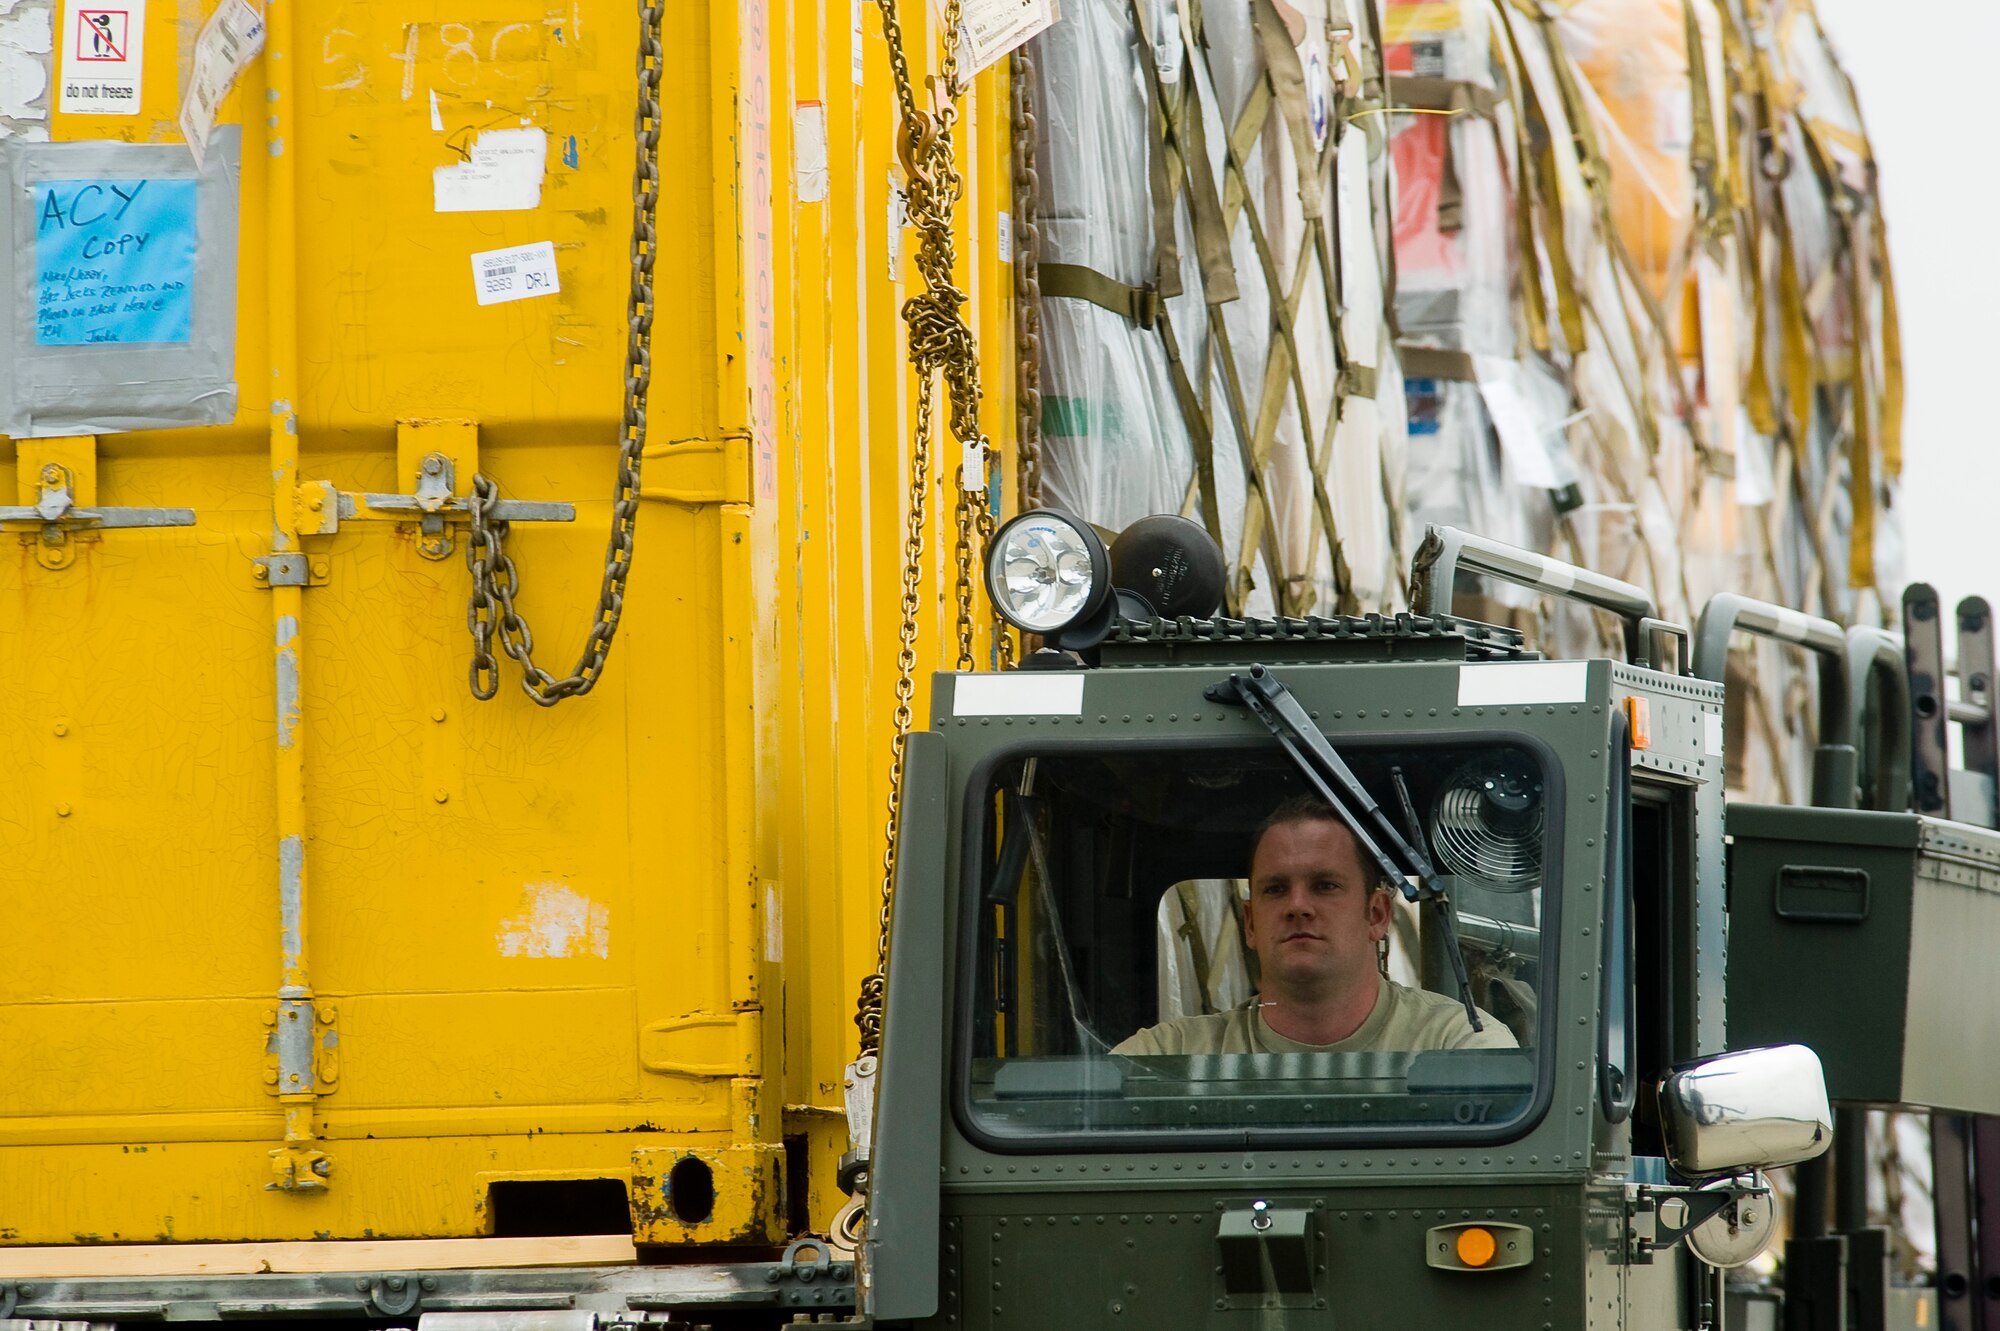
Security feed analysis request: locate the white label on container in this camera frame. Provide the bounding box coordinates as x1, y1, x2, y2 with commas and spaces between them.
434, 127, 547, 213
962, 438, 987, 492
471, 240, 560, 306
1703, 712, 1724, 757
59, 0, 145, 115
1458, 661, 1589, 707
997, 210, 1013, 264
954, 673, 1085, 717
178, 0, 263, 169
795, 101, 828, 203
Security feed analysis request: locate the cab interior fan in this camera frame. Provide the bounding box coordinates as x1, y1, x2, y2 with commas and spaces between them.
1428, 757, 1544, 888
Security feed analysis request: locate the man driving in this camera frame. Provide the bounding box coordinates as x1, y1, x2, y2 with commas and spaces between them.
1115, 795, 1516, 1054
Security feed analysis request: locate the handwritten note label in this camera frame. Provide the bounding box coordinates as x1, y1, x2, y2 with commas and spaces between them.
434, 128, 547, 213
470, 240, 559, 306
34, 177, 196, 346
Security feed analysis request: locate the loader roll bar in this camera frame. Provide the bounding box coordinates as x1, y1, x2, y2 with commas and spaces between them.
1410, 525, 1656, 662
1692, 594, 1911, 815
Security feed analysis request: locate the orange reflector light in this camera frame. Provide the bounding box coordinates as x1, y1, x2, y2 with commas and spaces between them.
1624, 695, 1652, 749
1456, 1227, 1498, 1268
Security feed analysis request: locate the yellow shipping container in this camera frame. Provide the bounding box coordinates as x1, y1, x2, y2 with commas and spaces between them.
0, 0, 1012, 1253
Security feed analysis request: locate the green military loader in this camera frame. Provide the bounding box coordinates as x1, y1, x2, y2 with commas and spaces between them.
853, 518, 1923, 1331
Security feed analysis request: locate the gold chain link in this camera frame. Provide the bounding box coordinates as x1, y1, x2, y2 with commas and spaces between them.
855, 0, 1013, 1054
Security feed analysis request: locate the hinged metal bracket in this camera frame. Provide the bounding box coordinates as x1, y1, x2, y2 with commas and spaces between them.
254, 553, 315, 587
263, 1001, 339, 1095
1624, 1178, 1766, 1264
321, 421, 574, 560
4, 439, 196, 570
286, 423, 573, 562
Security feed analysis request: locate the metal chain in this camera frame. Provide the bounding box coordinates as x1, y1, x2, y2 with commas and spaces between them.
1009, 46, 1045, 512
856, 0, 1004, 1054
856, 387, 933, 1056
465, 0, 663, 707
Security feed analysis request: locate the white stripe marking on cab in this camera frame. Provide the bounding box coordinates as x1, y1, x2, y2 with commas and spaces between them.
1458, 661, 1589, 707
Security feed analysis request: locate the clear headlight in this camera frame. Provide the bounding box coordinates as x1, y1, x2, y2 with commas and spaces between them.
985, 510, 1109, 634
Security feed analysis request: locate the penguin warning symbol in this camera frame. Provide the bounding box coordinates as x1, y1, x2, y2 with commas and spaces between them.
60, 0, 147, 115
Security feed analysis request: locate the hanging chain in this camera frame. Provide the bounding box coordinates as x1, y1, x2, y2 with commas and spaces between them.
856, 0, 1017, 1054
465, 0, 663, 707
1010, 46, 1045, 513
856, 385, 933, 1056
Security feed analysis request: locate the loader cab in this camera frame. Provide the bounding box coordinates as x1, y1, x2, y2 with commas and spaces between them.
860, 522, 1828, 1329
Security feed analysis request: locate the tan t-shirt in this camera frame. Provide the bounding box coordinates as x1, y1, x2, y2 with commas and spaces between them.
1111, 978, 1517, 1055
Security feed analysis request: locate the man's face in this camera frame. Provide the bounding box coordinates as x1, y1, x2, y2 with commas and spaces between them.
1242, 817, 1392, 997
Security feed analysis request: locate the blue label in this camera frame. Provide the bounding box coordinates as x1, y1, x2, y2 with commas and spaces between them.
34, 178, 198, 346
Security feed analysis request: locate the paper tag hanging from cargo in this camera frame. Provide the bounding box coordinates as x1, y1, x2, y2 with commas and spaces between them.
179, 0, 264, 170
939, 0, 1060, 80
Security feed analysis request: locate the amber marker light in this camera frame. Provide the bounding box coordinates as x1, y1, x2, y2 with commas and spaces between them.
1455, 1227, 1498, 1268
1427, 1220, 1531, 1271
1624, 695, 1652, 750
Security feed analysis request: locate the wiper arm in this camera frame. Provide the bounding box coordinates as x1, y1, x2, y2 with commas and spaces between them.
1205, 664, 1482, 1032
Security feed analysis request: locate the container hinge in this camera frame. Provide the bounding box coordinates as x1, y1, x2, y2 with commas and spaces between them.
838, 1055, 877, 1195
263, 1000, 339, 1096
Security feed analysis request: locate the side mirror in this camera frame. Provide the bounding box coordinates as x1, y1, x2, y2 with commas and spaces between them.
1658, 1044, 1833, 1178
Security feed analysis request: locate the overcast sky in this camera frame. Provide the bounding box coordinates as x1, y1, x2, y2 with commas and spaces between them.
1812, 0, 2000, 615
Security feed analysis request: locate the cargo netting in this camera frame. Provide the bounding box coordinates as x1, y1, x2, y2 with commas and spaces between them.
1012, 0, 1902, 809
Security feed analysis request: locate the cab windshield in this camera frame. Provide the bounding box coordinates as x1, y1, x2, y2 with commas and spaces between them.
957, 739, 1557, 1149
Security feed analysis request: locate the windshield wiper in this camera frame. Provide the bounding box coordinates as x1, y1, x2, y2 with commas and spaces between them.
1205, 664, 1483, 1032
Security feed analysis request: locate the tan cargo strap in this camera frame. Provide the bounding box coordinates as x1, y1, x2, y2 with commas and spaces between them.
1250, 0, 1325, 221
1174, 882, 1217, 1014
1339, 362, 1380, 400
1128, 0, 1239, 303
1493, 8, 1586, 354
1877, 219, 1904, 476
1398, 344, 1478, 382
1845, 216, 1876, 589
1038, 263, 1161, 329
1388, 75, 1502, 119
1681, 0, 1726, 238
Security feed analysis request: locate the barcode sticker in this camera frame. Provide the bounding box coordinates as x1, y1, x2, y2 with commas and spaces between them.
179, 0, 266, 167
471, 241, 560, 307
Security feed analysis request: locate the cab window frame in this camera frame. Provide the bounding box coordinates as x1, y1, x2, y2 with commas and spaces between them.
949, 728, 1567, 1155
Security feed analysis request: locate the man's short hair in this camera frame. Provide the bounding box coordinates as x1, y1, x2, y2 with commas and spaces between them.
1249, 794, 1396, 893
